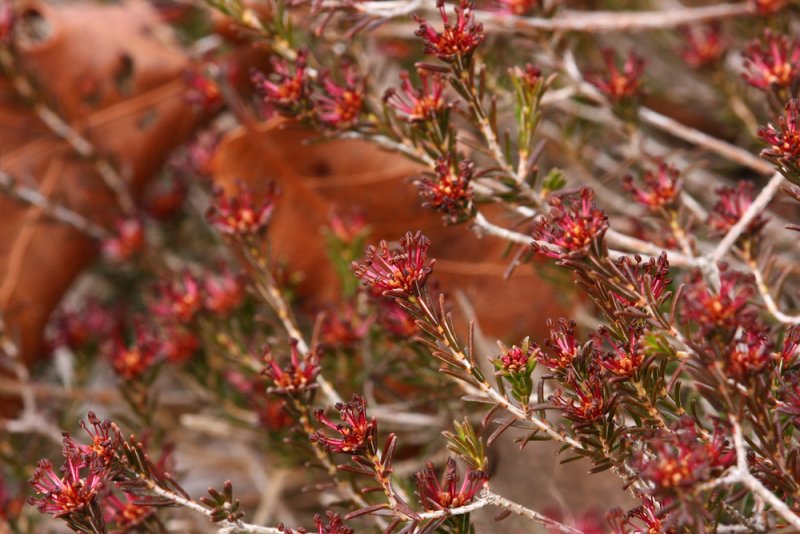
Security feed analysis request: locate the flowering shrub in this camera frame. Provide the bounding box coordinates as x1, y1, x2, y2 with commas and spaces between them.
5, 0, 800, 533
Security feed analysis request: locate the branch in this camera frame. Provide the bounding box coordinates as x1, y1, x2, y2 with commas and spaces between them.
748, 259, 800, 325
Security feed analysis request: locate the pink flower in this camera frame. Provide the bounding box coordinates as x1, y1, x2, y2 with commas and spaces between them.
597, 329, 645, 377
352, 231, 435, 296
588, 49, 645, 102
415, 155, 475, 223
495, 0, 538, 16
314, 64, 364, 128
102, 218, 145, 262
623, 163, 681, 210
759, 99, 800, 177
682, 268, 754, 333
108, 323, 160, 380
207, 183, 278, 236
263, 340, 321, 395
152, 271, 203, 324
727, 328, 773, 378
29, 454, 104, 519
415, 457, 487, 511
531, 188, 608, 257
551, 369, 607, 422
204, 268, 245, 316
681, 24, 725, 69
538, 318, 579, 370
257, 49, 310, 112
311, 395, 377, 455
386, 70, 446, 122
707, 181, 767, 237
414, 0, 485, 62
742, 30, 800, 91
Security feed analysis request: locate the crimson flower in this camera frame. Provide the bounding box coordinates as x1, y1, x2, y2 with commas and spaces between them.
588, 49, 645, 102
207, 183, 277, 236
29, 454, 104, 519
597, 330, 645, 378
623, 163, 681, 210
104, 492, 154, 531
727, 328, 773, 378
257, 49, 309, 113
160, 325, 200, 364
538, 318, 579, 370
311, 395, 377, 455
73, 412, 120, 467
707, 181, 768, 237
152, 271, 203, 324
759, 99, 800, 177
414, 0, 485, 63
263, 340, 321, 395
681, 24, 725, 69
531, 188, 608, 257
415, 458, 487, 511
313, 512, 354, 534
320, 303, 371, 350
378, 298, 420, 337
682, 269, 754, 332
314, 64, 364, 129
386, 70, 446, 122
551, 369, 607, 422
611, 254, 672, 309
742, 30, 800, 91
495, 0, 538, 16
608, 495, 665, 534
749, 0, 786, 13
102, 218, 145, 262
781, 326, 800, 366
328, 208, 368, 245
415, 155, 475, 223
352, 231, 435, 297
108, 324, 160, 380
204, 268, 245, 316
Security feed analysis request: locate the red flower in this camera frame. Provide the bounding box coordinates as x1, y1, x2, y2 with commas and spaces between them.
415, 458, 487, 511
497, 341, 536, 373
538, 318, 579, 370
611, 254, 672, 309
204, 268, 245, 316
551, 369, 607, 422
152, 271, 203, 324
320, 303, 371, 350
263, 340, 321, 395
328, 208, 368, 245
608, 495, 665, 534
29, 454, 104, 519
102, 218, 145, 262
598, 330, 645, 377
531, 188, 608, 257
257, 50, 309, 113
74, 412, 120, 467
682, 269, 754, 332
707, 181, 768, 237
108, 324, 160, 380
727, 328, 773, 378
781, 325, 800, 366
414, 0, 485, 62
104, 492, 154, 531
207, 183, 278, 236
623, 163, 681, 210
681, 24, 725, 69
588, 49, 645, 102
495, 0, 538, 16
185, 69, 222, 111
749, 0, 786, 13
313, 511, 354, 534
742, 31, 800, 92
352, 231, 435, 296
415, 155, 475, 223
161, 325, 199, 364
314, 64, 364, 129
311, 395, 377, 455
378, 298, 420, 337
759, 99, 800, 177
386, 70, 446, 122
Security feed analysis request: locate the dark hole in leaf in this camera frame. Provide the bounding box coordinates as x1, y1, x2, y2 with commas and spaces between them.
114, 53, 135, 96
310, 159, 332, 178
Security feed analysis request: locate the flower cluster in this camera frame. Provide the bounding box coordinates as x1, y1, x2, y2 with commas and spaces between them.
263, 340, 321, 395
102, 218, 145, 262
493, 337, 537, 403
588, 49, 645, 103
314, 64, 364, 129
759, 99, 800, 178
538, 318, 579, 370
742, 30, 800, 93
414, 0, 485, 63
151, 270, 203, 324
682, 268, 754, 333
531, 188, 608, 257
597, 329, 645, 378
311, 395, 377, 455
386, 70, 446, 122
415, 458, 487, 511
207, 183, 278, 236
622, 163, 681, 211
415, 155, 475, 223
681, 24, 725, 69
551, 368, 608, 423
707, 181, 768, 237
257, 49, 310, 114
352, 231, 435, 296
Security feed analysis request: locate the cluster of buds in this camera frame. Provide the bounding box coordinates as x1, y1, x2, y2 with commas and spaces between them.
311, 395, 377, 455
207, 183, 278, 237
758, 99, 800, 179
262, 340, 321, 395
610, 254, 672, 310
707, 181, 768, 238
415, 155, 475, 224
681, 24, 726, 69
386, 69, 447, 122
414, 458, 487, 511
622, 163, 682, 211
492, 337, 537, 404
414, 0, 485, 63
531, 188, 609, 258
587, 49, 645, 105
352, 231, 435, 298
742, 30, 800, 96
